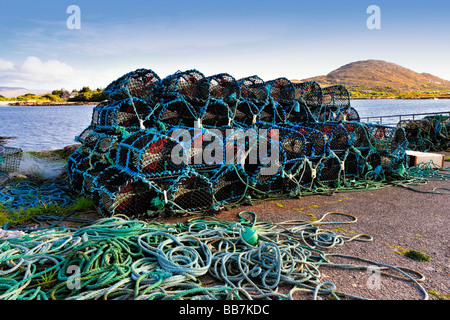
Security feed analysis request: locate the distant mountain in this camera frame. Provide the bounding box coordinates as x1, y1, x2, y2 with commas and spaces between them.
295, 60, 450, 93
0, 86, 50, 98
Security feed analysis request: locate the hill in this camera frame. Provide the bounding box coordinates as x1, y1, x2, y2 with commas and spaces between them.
294, 60, 450, 99
0, 87, 50, 98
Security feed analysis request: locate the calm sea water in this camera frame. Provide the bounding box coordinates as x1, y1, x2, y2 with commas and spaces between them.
1, 99, 449, 151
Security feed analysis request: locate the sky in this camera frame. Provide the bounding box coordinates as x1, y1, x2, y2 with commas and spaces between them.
1, 0, 450, 91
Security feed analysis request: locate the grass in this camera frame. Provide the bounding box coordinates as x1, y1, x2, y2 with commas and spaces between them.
393, 245, 431, 262
0, 196, 96, 227
428, 290, 450, 300
403, 249, 431, 262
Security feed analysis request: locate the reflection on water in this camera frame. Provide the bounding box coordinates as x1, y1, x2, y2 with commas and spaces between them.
0, 100, 449, 151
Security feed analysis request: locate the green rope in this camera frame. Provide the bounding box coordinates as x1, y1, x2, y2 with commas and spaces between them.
0, 212, 427, 300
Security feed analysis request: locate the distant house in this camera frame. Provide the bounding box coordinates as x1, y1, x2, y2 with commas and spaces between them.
61, 90, 78, 100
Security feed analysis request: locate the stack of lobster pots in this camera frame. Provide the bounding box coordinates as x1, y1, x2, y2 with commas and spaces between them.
67, 68, 408, 218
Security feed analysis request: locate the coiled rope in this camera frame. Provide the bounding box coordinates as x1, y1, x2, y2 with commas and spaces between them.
0, 212, 427, 300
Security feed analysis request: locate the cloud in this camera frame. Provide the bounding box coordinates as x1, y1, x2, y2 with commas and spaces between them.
0, 58, 14, 71
0, 56, 129, 90
21, 56, 75, 80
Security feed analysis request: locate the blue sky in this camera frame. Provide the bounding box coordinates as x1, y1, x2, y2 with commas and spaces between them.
1, 0, 450, 90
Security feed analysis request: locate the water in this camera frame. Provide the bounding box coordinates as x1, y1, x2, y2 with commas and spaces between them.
353, 99, 450, 124
1, 100, 449, 151
0, 103, 94, 151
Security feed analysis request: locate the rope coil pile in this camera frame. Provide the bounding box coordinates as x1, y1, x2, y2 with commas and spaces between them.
0, 212, 428, 300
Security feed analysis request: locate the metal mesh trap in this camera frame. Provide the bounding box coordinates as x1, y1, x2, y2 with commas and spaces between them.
0, 147, 23, 174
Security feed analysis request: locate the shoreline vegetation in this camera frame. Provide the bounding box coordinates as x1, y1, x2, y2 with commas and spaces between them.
1, 85, 450, 106
0, 86, 106, 106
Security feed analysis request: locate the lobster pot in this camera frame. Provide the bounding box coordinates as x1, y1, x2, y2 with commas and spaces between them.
258, 123, 306, 164
342, 122, 373, 157
79, 130, 121, 161
195, 73, 240, 102
243, 132, 285, 194
116, 131, 187, 179
322, 85, 350, 111
102, 68, 161, 102
285, 125, 327, 160
81, 161, 111, 198
311, 106, 337, 123
166, 172, 214, 213
232, 100, 260, 127
252, 163, 285, 194
285, 101, 315, 124
315, 154, 343, 188
75, 125, 98, 144
211, 165, 249, 204
366, 150, 404, 177
225, 126, 282, 180
293, 81, 323, 109
154, 93, 203, 128
258, 100, 286, 124
94, 166, 165, 218
389, 126, 408, 156
266, 78, 296, 107
342, 151, 365, 181
160, 69, 205, 101
92, 98, 151, 130
200, 98, 233, 128
336, 107, 360, 122
0, 147, 23, 174
282, 160, 314, 192
366, 124, 407, 155
167, 126, 224, 169
67, 150, 95, 192
397, 119, 432, 151
309, 122, 351, 157
237, 75, 269, 105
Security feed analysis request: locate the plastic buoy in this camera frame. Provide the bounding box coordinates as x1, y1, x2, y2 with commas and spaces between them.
240, 226, 259, 246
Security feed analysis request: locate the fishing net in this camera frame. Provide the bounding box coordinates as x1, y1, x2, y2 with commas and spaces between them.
0, 147, 23, 174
